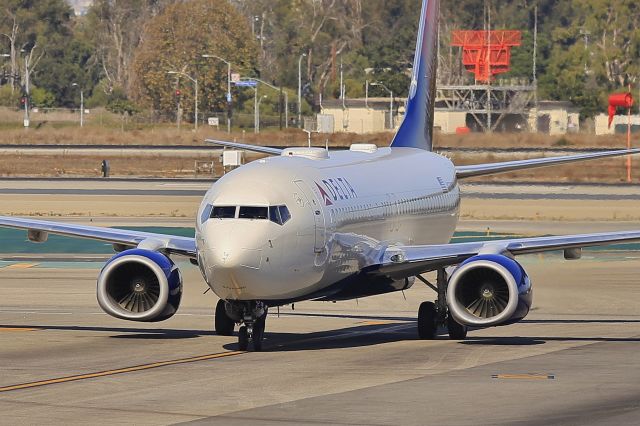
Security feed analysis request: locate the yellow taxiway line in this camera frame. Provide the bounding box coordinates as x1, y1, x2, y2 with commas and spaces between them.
492, 373, 556, 380
0, 263, 39, 270
0, 350, 245, 393
0, 327, 40, 332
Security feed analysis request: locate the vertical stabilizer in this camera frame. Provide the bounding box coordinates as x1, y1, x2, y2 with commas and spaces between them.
390, 0, 439, 151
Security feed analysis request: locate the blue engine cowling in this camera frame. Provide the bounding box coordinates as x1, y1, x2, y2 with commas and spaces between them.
97, 249, 183, 322
446, 254, 532, 327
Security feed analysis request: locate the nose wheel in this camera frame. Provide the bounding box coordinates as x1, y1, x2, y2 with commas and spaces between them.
237, 312, 266, 351
230, 302, 268, 351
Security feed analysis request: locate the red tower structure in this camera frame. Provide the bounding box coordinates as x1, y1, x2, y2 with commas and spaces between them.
451, 30, 522, 82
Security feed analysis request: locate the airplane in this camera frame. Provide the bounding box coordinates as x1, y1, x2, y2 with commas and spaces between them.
2, 0, 640, 352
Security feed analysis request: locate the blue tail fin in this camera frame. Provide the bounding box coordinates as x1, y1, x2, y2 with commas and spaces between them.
390, 0, 439, 151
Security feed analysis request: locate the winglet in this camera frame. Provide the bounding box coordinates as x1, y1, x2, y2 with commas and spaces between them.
390, 0, 440, 151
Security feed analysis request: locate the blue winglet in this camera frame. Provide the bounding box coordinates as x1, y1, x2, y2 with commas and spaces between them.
390, 0, 439, 151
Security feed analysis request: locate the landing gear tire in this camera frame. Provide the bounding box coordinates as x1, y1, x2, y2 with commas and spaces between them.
252, 313, 267, 352
447, 314, 468, 340
418, 301, 438, 340
215, 299, 235, 336
238, 326, 249, 351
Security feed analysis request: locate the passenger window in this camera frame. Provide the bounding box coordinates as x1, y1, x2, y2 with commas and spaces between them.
212, 206, 236, 219
239, 206, 268, 220
201, 204, 213, 224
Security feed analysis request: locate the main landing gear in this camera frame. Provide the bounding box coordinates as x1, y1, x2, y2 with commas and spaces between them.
416, 269, 468, 341
215, 300, 268, 352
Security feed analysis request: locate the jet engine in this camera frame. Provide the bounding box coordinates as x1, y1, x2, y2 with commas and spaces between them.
446, 254, 532, 327
97, 249, 183, 322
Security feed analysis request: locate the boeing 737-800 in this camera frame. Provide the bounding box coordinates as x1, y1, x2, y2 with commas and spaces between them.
2, 0, 640, 351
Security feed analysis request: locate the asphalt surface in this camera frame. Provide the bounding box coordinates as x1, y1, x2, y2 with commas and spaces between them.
1, 179, 639, 200
1, 250, 639, 425
1, 180, 640, 424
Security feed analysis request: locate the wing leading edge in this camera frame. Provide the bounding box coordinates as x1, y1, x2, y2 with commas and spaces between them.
379, 230, 640, 278
456, 148, 640, 179
205, 139, 283, 156
0, 216, 196, 258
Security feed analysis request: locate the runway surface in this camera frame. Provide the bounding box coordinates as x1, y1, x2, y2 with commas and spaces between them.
1, 250, 639, 425
1, 180, 640, 424
1, 178, 639, 200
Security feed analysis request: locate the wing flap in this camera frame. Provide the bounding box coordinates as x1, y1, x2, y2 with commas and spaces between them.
0, 216, 197, 258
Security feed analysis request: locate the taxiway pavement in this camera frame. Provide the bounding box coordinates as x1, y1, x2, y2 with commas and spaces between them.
0, 249, 639, 425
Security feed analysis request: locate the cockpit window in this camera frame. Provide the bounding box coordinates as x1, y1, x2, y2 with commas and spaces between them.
269, 205, 291, 225
239, 206, 268, 220
201, 204, 213, 223
211, 206, 236, 219
278, 206, 291, 224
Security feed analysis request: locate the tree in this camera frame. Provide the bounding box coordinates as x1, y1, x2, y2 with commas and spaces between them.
0, 0, 97, 106
106, 88, 140, 130
86, 0, 174, 94
132, 0, 258, 120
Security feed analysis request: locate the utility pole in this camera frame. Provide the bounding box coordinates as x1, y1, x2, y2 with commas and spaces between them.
72, 83, 84, 127
23, 54, 30, 128
254, 87, 258, 133
533, 4, 538, 132
202, 55, 232, 133
298, 53, 307, 129
167, 71, 198, 131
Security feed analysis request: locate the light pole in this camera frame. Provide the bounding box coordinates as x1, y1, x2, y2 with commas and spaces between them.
240, 77, 288, 129
371, 82, 394, 129
71, 83, 84, 127
298, 53, 307, 129
255, 94, 267, 134
202, 54, 232, 133
167, 71, 199, 131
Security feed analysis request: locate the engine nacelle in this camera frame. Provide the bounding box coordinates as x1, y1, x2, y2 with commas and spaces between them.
97, 249, 183, 322
446, 254, 532, 327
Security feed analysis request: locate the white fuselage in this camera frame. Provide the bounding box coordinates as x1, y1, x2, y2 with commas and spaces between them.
195, 147, 460, 303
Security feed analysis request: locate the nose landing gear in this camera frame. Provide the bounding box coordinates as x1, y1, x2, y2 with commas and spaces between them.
220, 301, 268, 351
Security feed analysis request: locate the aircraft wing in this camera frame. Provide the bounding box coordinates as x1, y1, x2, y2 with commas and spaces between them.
379, 230, 640, 278
0, 216, 197, 258
205, 139, 283, 156
456, 148, 640, 179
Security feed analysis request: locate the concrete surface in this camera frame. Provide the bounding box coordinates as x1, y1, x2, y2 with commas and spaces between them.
1, 182, 640, 424
0, 250, 639, 425
2, 179, 640, 221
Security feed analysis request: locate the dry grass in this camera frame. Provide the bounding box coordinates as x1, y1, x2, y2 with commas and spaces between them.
0, 154, 222, 178
0, 107, 637, 181
2, 151, 638, 183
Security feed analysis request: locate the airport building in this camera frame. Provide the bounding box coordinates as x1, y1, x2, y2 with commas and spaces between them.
594, 114, 640, 136
319, 97, 579, 136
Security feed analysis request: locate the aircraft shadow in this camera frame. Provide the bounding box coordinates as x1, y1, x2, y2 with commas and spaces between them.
275, 311, 415, 322
0, 324, 215, 339
223, 322, 427, 352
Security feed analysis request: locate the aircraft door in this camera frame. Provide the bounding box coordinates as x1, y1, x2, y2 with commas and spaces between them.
294, 180, 326, 253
